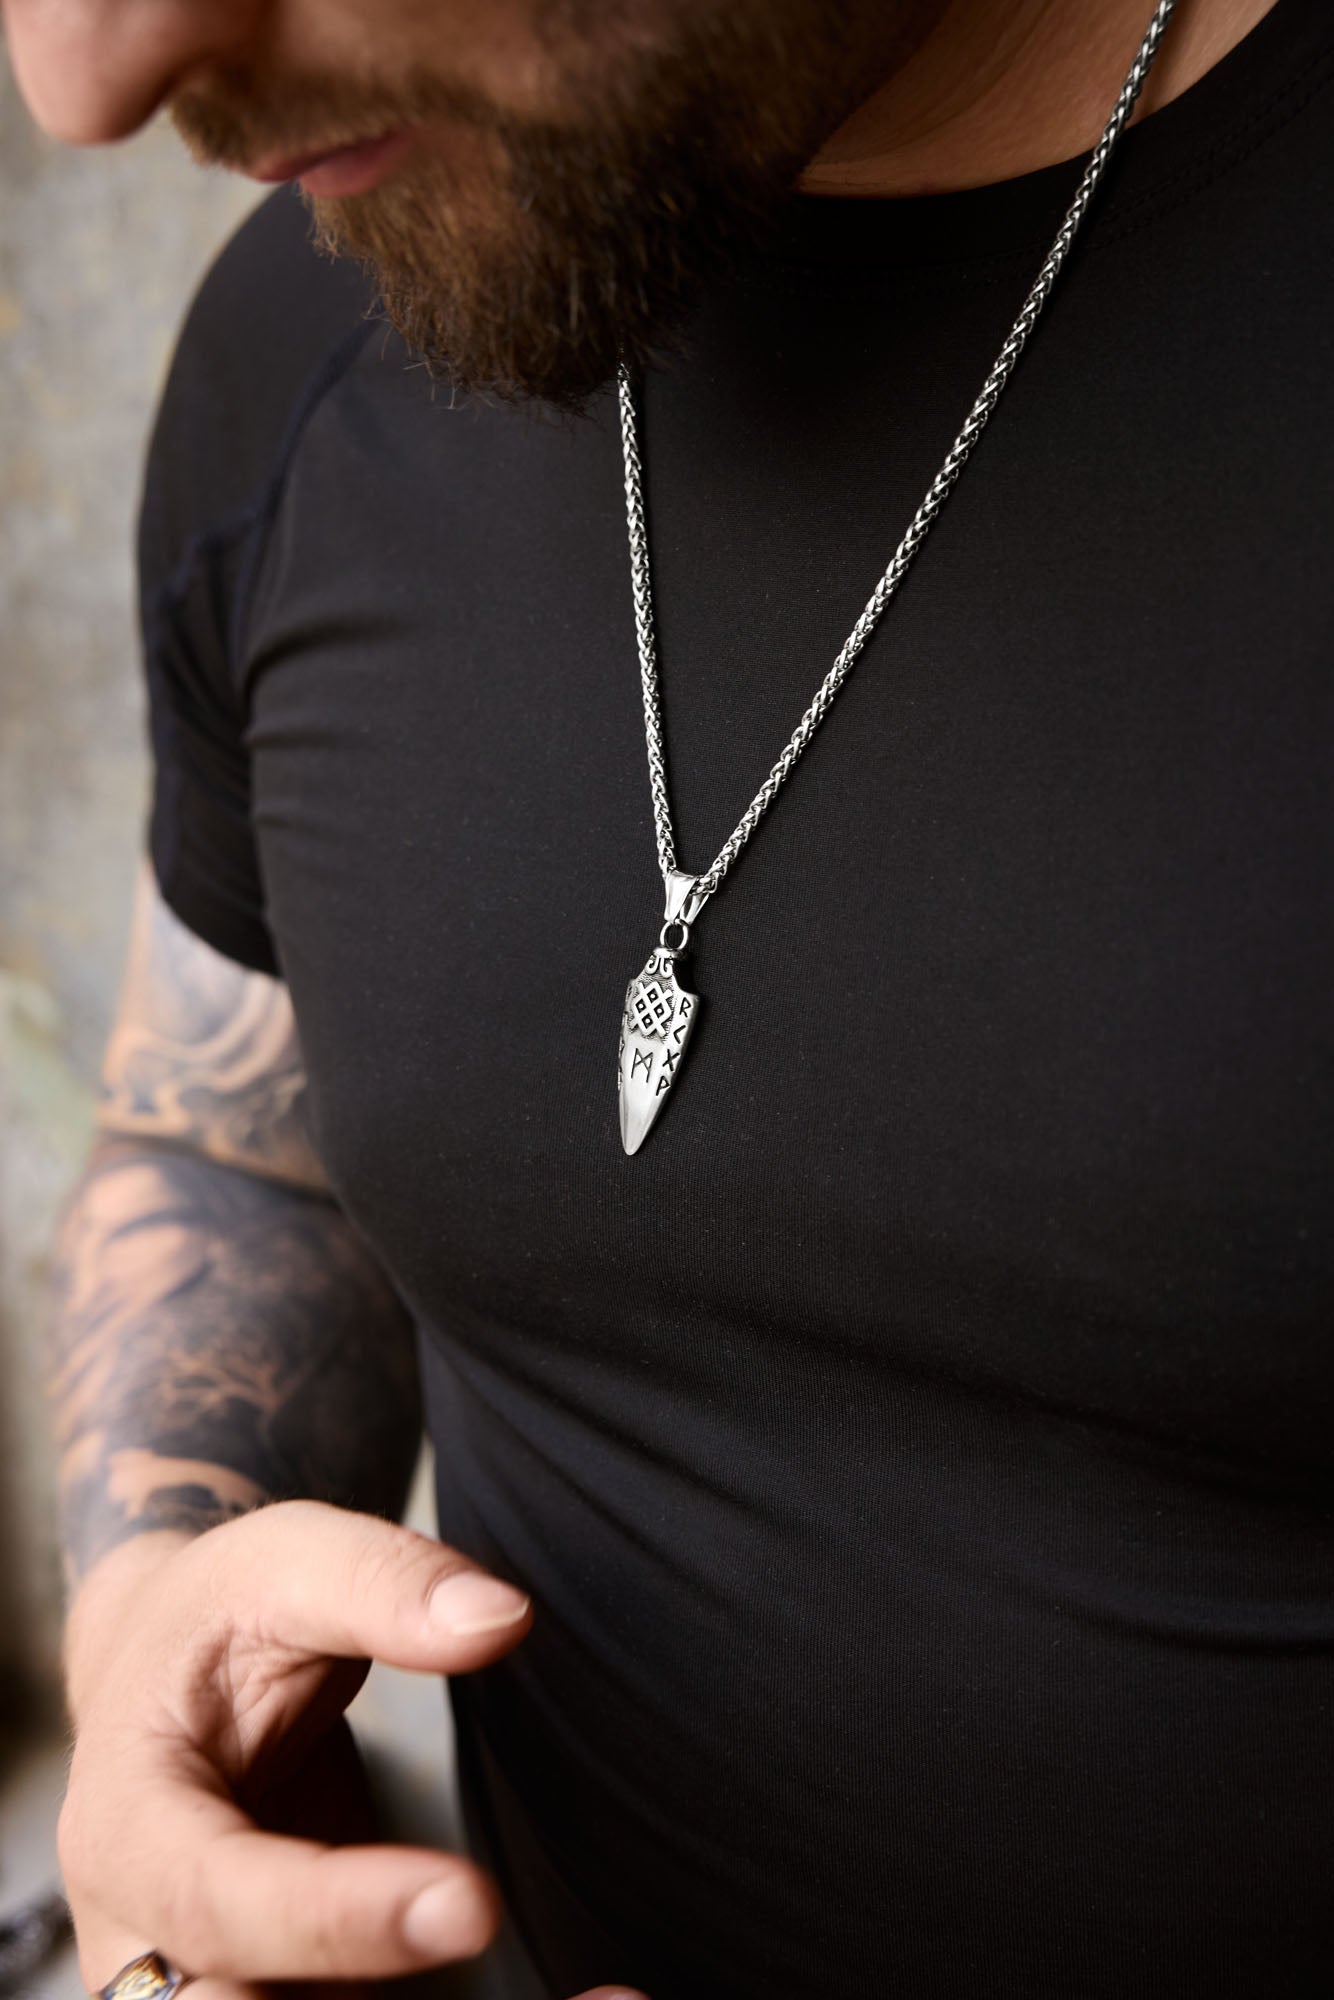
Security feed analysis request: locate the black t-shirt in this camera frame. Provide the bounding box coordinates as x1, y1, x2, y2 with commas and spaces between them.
139, 4, 1334, 1993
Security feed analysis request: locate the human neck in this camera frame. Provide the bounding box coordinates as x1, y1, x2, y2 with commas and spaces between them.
798, 0, 1281, 198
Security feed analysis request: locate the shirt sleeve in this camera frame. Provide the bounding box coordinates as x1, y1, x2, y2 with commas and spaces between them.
135, 185, 374, 976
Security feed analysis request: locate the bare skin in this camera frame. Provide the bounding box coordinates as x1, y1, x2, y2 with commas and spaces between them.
50, 870, 641, 2000
8, 0, 1280, 1992
3, 0, 1283, 196
1, 0, 1280, 403
49, 866, 419, 1581
97, 868, 326, 1190
798, 0, 1283, 197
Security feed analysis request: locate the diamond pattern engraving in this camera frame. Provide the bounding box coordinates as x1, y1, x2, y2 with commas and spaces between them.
629, 976, 675, 1041
620, 949, 699, 1154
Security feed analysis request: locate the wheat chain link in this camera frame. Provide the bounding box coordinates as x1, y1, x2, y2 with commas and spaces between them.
618, 0, 1176, 910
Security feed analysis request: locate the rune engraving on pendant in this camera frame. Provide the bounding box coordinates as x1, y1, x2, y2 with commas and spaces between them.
618, 952, 698, 1155
618, 871, 702, 1154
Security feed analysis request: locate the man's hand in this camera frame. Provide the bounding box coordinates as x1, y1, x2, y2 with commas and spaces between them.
59, 1501, 646, 2000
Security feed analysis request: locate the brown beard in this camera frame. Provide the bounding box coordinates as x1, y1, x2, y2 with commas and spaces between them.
172, 6, 924, 408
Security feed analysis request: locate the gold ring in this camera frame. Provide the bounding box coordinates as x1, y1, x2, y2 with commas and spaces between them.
96, 1951, 190, 2000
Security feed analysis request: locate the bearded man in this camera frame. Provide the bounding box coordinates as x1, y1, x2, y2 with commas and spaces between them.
7, 0, 1331, 1994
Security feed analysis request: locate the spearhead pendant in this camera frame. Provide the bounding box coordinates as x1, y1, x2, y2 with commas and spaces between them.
618, 870, 703, 1155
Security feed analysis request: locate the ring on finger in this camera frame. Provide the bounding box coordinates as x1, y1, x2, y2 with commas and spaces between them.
96, 1950, 192, 2000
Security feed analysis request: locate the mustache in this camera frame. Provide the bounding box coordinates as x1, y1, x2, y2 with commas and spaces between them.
170, 65, 515, 174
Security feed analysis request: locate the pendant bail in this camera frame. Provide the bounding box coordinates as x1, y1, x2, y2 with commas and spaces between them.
660, 868, 704, 956
663, 868, 705, 930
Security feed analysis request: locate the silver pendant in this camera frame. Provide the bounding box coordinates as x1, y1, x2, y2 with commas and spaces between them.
618, 870, 703, 1155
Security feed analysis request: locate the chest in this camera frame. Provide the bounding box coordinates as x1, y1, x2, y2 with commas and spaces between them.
238, 316, 1334, 1475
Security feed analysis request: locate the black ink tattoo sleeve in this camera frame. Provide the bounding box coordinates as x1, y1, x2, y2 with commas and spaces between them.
47, 868, 421, 1584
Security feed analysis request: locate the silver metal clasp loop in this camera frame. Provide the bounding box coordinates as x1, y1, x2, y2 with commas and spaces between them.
663, 867, 705, 927
659, 868, 705, 957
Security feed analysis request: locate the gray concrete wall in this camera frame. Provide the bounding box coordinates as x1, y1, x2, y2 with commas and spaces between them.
0, 72, 464, 1974
0, 51, 257, 1698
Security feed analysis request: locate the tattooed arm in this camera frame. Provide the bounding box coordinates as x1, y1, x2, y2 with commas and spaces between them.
48, 882, 564, 1992
48, 862, 421, 1586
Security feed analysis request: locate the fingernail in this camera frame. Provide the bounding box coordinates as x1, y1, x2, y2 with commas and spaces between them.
402, 1875, 474, 1955
428, 1569, 530, 1636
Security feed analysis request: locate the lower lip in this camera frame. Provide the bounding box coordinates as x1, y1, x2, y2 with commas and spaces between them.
260, 129, 414, 198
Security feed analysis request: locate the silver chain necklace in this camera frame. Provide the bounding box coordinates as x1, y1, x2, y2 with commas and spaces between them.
615, 0, 1177, 1154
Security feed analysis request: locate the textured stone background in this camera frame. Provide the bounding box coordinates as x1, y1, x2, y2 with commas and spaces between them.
0, 50, 256, 1697
0, 68, 477, 1998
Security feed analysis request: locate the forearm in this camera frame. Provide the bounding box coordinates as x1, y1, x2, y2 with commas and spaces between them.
48, 1134, 422, 1588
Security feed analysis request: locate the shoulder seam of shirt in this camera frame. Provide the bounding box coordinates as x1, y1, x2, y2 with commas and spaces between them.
141, 311, 381, 709
229, 311, 382, 682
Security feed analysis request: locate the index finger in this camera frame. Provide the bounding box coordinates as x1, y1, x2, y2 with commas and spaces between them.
197, 1500, 533, 1672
